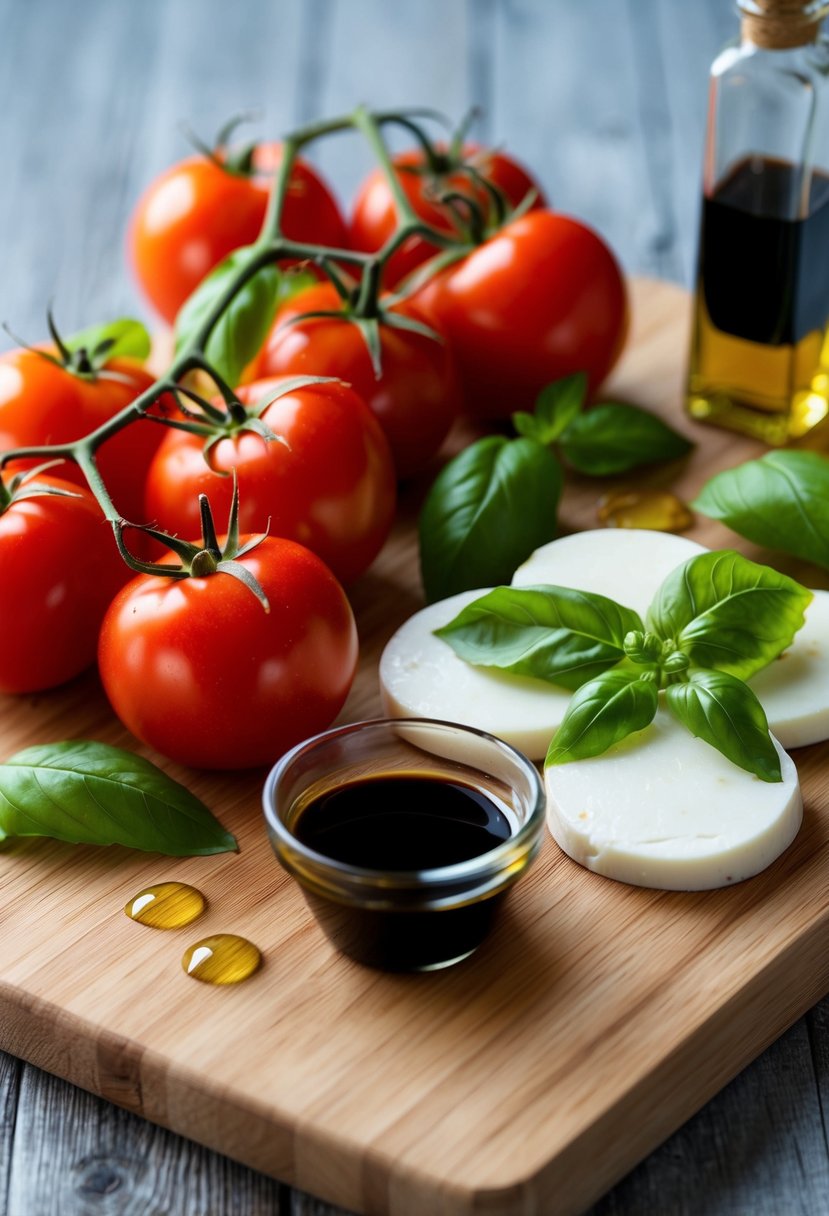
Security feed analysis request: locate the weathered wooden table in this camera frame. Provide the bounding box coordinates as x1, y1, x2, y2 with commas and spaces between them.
3, 1, 829, 1213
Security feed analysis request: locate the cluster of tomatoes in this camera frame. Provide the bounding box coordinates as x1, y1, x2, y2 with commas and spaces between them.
0, 123, 627, 771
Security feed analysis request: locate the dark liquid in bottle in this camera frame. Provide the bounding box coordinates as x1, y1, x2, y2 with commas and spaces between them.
688, 157, 829, 441
294, 773, 514, 971
700, 157, 829, 346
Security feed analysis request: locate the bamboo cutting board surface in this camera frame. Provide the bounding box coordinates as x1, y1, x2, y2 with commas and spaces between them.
2, 278, 829, 1216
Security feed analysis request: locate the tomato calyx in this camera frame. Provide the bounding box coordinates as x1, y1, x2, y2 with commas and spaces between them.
124, 476, 271, 611
0, 461, 82, 516
166, 373, 340, 469
181, 112, 263, 180
3, 310, 151, 386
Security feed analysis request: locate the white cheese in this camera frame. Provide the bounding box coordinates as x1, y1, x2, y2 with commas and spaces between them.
512, 529, 707, 617
750, 589, 829, 750
379, 589, 572, 760
544, 708, 802, 890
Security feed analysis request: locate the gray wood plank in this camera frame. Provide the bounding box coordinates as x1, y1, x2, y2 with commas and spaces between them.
0, 1052, 22, 1216
4, 1059, 286, 1216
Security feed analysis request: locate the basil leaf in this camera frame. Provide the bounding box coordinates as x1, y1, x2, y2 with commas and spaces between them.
175, 246, 281, 385
546, 669, 658, 765
67, 318, 151, 364
647, 550, 812, 680
513, 373, 587, 444
0, 741, 237, 855
559, 403, 693, 475
419, 436, 562, 603
692, 450, 829, 571
434, 585, 643, 690
666, 671, 781, 783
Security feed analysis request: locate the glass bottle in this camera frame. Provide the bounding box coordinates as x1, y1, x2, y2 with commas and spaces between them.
687, 0, 829, 444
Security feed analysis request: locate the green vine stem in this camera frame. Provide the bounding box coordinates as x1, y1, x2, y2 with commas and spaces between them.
0, 105, 479, 573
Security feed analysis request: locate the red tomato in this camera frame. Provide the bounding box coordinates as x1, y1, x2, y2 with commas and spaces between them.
98, 536, 359, 770
349, 145, 545, 287
255, 283, 458, 478
144, 378, 396, 584
0, 473, 129, 694
417, 211, 628, 418
0, 349, 164, 523
128, 143, 348, 324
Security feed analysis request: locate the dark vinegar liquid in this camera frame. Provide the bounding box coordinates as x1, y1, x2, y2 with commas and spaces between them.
688, 157, 829, 442
294, 773, 514, 972
295, 774, 513, 870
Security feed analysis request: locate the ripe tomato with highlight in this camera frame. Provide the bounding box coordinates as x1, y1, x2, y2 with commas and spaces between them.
349, 144, 545, 287
144, 377, 396, 585
417, 210, 628, 418
0, 473, 129, 694
0, 348, 164, 523
254, 283, 459, 478
98, 536, 359, 770
128, 144, 348, 324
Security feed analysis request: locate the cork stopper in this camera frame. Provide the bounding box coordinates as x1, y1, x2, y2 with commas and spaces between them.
740, 0, 828, 49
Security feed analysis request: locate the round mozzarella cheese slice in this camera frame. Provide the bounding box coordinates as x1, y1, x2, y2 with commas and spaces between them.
512, 529, 707, 618
750, 589, 829, 750
545, 708, 802, 890
379, 589, 572, 760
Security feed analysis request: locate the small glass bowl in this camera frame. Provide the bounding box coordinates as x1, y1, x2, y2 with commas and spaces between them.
262, 717, 545, 972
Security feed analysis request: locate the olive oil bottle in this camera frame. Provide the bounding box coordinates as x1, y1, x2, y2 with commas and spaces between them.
687, 0, 829, 444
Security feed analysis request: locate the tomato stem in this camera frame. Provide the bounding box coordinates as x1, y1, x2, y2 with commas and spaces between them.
0, 105, 479, 577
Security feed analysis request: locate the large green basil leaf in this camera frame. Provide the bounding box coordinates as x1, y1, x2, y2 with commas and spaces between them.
0, 741, 237, 855
545, 669, 658, 765
647, 550, 812, 680
175, 246, 281, 385
692, 450, 829, 571
434, 585, 643, 690
419, 436, 562, 603
67, 317, 151, 365
665, 671, 781, 783
559, 402, 693, 475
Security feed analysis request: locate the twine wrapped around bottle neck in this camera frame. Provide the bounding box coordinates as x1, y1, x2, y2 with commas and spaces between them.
740, 0, 828, 49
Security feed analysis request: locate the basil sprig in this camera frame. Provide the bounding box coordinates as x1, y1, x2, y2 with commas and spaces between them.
434, 584, 642, 690
436, 550, 812, 780
0, 741, 237, 855
419, 374, 693, 603
693, 450, 829, 572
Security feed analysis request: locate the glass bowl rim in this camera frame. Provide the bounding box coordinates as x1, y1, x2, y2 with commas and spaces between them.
261, 716, 546, 891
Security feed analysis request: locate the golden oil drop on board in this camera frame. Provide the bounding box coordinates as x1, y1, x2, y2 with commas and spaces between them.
597, 490, 694, 532
182, 934, 262, 985
124, 882, 206, 929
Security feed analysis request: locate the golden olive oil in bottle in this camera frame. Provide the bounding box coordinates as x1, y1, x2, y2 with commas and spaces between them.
687, 1, 829, 444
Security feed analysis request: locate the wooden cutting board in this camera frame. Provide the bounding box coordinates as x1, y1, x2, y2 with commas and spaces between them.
2, 279, 828, 1216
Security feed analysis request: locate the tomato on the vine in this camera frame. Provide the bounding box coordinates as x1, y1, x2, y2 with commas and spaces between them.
349, 144, 545, 287
254, 283, 459, 478
98, 536, 359, 770
144, 377, 396, 585
0, 472, 129, 694
417, 210, 628, 418
0, 348, 164, 523
128, 142, 348, 324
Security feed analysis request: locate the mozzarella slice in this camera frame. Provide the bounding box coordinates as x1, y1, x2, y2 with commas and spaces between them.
512, 529, 706, 617
379, 589, 572, 760
381, 533, 709, 760
750, 589, 829, 750
545, 708, 802, 890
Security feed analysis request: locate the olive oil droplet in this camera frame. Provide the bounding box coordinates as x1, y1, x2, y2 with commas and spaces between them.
182, 934, 261, 985
125, 882, 206, 929
597, 489, 694, 532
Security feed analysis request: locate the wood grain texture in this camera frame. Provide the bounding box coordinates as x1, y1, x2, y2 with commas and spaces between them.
2, 2, 828, 1214
1, 281, 829, 1216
